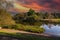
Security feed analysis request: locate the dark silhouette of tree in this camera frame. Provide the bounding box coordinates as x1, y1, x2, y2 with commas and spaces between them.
26, 17, 35, 25
27, 9, 35, 16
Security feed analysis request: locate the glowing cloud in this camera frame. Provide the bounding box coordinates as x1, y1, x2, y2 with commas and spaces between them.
13, 2, 29, 12
10, 0, 60, 12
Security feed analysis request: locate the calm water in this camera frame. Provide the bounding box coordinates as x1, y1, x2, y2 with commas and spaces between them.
41, 24, 60, 36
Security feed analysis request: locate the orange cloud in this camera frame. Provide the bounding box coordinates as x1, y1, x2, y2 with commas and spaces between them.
21, 2, 52, 11
11, 0, 60, 12
22, 3, 42, 10
13, 2, 51, 12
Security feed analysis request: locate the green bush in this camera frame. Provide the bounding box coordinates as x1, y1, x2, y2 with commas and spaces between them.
15, 24, 25, 30
2, 24, 45, 33
2, 25, 9, 29
16, 24, 45, 33
2, 25, 19, 29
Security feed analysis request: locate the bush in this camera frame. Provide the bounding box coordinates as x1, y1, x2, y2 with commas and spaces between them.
2, 25, 19, 29
15, 24, 25, 30
2, 25, 10, 29
16, 24, 45, 33
2, 24, 45, 33
38, 27, 45, 33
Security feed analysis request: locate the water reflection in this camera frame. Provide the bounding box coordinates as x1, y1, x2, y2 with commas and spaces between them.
41, 24, 60, 36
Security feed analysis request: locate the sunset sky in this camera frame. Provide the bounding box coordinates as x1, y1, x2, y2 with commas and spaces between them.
9, 0, 60, 12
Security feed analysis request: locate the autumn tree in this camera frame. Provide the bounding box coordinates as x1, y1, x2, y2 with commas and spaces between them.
0, 9, 15, 26
0, 0, 15, 26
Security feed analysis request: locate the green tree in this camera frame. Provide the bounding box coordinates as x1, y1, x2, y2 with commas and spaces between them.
13, 13, 25, 24
26, 16, 35, 25
27, 9, 35, 16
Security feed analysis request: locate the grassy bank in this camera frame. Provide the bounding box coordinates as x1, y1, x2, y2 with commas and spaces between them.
40, 19, 60, 24
0, 32, 59, 40
2, 24, 45, 33
0, 29, 59, 40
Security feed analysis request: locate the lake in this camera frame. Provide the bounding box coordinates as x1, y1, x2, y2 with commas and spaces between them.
41, 24, 60, 37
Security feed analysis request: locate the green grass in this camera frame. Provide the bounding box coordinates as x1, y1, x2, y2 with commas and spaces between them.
0, 29, 59, 40
1, 24, 45, 33
40, 19, 60, 23
0, 32, 59, 40
15, 24, 45, 33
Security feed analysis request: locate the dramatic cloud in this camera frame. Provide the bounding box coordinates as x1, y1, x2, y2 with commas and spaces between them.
13, 0, 60, 12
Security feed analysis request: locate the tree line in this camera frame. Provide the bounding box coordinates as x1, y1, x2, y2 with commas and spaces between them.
0, 0, 60, 33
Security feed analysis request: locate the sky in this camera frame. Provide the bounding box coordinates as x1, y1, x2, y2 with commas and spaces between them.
8, 0, 60, 12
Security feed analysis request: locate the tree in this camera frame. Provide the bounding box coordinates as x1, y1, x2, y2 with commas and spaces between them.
13, 9, 36, 25
26, 16, 35, 25
0, 9, 15, 26
0, 0, 13, 10
47, 13, 54, 19
27, 9, 35, 16
13, 13, 25, 24
41, 12, 54, 19
0, 0, 15, 26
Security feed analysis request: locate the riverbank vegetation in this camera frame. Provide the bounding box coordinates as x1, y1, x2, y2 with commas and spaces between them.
0, 32, 59, 40
0, 8, 45, 33
0, 7, 60, 33
0, 0, 60, 40
0, 5, 60, 33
